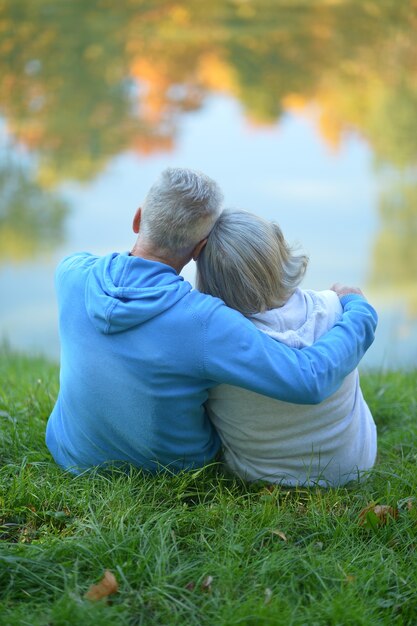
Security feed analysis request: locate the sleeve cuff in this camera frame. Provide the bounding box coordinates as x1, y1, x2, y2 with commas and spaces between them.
339, 293, 366, 307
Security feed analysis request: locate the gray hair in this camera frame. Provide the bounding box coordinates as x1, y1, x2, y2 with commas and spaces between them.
140, 167, 223, 256
196, 209, 309, 315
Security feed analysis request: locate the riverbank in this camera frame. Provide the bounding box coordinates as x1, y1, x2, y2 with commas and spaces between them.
1, 353, 417, 625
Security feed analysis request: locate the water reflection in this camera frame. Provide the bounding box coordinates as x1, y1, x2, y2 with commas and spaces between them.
0, 0, 416, 363
1, 0, 416, 178
370, 176, 417, 316
0, 153, 68, 261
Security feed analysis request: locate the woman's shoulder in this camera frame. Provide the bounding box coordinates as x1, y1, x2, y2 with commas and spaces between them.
303, 288, 343, 321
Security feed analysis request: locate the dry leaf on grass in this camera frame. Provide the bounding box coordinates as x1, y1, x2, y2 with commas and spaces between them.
397, 497, 415, 511
85, 570, 119, 601
201, 575, 213, 591
185, 581, 195, 591
271, 530, 288, 542
358, 503, 399, 528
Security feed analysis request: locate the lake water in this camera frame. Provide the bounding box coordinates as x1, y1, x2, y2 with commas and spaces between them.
0, 1, 416, 369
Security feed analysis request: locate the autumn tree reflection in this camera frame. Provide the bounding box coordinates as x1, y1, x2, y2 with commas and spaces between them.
0, 0, 416, 292
1, 0, 416, 175
0, 157, 68, 262
369, 177, 417, 316
0, 1, 136, 186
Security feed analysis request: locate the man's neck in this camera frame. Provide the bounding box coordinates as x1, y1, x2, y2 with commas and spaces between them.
130, 242, 187, 274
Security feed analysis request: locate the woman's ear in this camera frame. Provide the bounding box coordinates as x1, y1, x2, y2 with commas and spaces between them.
132, 207, 142, 234
192, 238, 208, 261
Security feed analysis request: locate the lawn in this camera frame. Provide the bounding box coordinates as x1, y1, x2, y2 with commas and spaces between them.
1, 352, 417, 625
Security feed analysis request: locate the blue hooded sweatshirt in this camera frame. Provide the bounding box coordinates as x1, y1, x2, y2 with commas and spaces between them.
46, 252, 377, 474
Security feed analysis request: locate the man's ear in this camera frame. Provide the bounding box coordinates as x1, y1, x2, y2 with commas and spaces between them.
132, 207, 142, 234
192, 238, 208, 261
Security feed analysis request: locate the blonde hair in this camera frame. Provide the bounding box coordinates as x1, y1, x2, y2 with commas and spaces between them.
196, 209, 308, 315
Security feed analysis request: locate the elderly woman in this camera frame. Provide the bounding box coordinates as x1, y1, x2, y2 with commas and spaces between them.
196, 209, 376, 486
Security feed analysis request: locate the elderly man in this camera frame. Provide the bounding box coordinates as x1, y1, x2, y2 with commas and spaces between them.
46, 167, 377, 474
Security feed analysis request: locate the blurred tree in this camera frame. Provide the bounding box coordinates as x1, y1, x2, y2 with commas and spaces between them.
0, 0, 135, 184
1, 0, 416, 180
369, 177, 417, 315
0, 157, 68, 262
0, 0, 416, 293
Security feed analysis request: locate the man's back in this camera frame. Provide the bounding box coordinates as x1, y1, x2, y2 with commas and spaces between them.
46, 251, 222, 472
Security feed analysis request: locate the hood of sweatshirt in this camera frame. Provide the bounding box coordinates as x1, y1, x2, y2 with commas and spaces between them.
85, 252, 192, 334
250, 288, 342, 348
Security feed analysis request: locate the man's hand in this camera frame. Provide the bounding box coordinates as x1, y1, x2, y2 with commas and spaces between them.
330, 283, 365, 299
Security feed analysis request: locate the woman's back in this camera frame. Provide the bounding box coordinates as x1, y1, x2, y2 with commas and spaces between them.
207, 288, 376, 486
197, 209, 377, 486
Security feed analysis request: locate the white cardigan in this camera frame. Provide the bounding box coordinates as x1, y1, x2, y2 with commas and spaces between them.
207, 289, 377, 486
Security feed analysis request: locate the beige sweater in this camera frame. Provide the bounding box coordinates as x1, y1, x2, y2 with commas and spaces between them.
207, 289, 377, 486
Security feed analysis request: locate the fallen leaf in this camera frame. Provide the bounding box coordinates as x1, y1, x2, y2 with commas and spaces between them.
359, 503, 399, 528
344, 575, 356, 584
201, 575, 213, 591
264, 587, 273, 605
20, 525, 35, 544
397, 497, 415, 511
185, 581, 195, 591
85, 570, 118, 601
374, 505, 399, 521
271, 530, 288, 542
297, 503, 307, 515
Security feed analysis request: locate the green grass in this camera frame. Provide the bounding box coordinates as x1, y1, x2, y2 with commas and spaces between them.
1, 352, 417, 626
